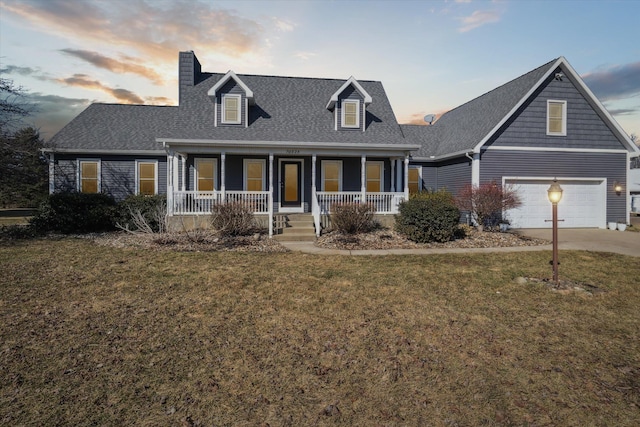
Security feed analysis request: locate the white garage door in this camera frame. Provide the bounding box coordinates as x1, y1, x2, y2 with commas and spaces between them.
505, 179, 606, 228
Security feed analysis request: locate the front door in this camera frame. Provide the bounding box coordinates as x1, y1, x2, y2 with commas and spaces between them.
281, 160, 302, 208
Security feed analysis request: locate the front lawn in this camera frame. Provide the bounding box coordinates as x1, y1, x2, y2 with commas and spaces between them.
1, 239, 638, 426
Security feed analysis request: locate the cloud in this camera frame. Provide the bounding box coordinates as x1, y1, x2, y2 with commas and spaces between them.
0, 65, 39, 76
56, 74, 144, 104
144, 96, 175, 106
458, 10, 501, 32
24, 93, 92, 139
607, 107, 640, 116
1, 0, 265, 63
582, 62, 640, 102
59, 49, 165, 85
295, 52, 317, 61
272, 17, 295, 32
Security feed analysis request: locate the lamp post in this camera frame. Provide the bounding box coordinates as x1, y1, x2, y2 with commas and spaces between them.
547, 179, 563, 287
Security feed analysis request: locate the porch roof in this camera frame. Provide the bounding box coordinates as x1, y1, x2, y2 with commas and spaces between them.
159, 137, 419, 157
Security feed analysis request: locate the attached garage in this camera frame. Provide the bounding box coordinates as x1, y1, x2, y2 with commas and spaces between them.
504, 178, 606, 228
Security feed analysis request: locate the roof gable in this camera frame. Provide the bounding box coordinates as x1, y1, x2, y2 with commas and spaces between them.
326, 76, 372, 110
207, 70, 254, 105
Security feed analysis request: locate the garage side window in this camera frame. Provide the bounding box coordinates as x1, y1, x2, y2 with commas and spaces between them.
547, 100, 567, 136
78, 159, 100, 193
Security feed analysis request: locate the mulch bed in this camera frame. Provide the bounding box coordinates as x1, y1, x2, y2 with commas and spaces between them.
316, 228, 549, 251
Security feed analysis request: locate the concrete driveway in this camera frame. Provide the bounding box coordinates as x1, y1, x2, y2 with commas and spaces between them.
515, 228, 640, 257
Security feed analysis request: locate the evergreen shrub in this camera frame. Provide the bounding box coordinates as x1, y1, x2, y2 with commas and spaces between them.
395, 190, 460, 243
30, 192, 118, 234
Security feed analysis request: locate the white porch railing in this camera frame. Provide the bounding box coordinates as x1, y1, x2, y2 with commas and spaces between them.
314, 191, 406, 235
316, 191, 406, 214
170, 190, 270, 215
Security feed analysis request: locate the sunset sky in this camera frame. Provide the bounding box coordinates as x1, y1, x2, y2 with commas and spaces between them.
1, 0, 639, 142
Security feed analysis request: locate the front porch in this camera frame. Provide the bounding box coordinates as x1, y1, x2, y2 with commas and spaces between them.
167, 189, 407, 237
161, 139, 417, 238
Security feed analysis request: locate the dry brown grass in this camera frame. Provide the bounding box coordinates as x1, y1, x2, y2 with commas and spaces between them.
1, 238, 639, 426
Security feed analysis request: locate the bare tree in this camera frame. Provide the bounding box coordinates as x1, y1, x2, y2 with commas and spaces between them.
0, 78, 34, 135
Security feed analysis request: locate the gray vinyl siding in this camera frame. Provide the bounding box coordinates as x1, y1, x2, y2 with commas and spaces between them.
53, 155, 167, 201
419, 159, 471, 195
216, 80, 247, 127
337, 85, 365, 131
480, 150, 627, 222
488, 68, 624, 150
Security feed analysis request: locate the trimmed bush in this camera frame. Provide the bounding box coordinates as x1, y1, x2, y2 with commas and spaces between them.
30, 192, 118, 234
330, 202, 376, 234
117, 194, 167, 233
211, 202, 257, 237
395, 190, 460, 243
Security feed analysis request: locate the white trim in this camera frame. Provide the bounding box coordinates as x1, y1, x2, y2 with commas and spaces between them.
341, 99, 360, 128
194, 158, 218, 191
546, 99, 567, 136
278, 158, 305, 213
207, 70, 254, 102
503, 176, 607, 229
484, 145, 629, 154
472, 57, 640, 155
135, 159, 158, 195
49, 149, 165, 155
471, 153, 480, 186
159, 138, 420, 155
221, 93, 242, 124
326, 76, 372, 109
559, 58, 640, 154
321, 160, 343, 192
77, 158, 101, 193
366, 160, 384, 193
243, 158, 266, 191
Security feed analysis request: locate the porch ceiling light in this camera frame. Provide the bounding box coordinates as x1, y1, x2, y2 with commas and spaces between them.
547, 179, 563, 205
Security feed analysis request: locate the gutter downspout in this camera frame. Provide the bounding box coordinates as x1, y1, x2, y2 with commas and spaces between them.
466, 151, 480, 187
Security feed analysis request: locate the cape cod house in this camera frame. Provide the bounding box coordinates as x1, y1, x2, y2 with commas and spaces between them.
46, 51, 639, 238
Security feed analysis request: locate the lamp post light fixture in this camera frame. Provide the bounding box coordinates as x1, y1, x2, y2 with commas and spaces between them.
547, 179, 563, 287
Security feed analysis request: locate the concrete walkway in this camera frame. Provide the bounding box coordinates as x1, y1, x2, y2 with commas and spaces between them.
280, 228, 640, 257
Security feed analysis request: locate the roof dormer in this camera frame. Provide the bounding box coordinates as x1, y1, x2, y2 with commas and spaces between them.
208, 70, 254, 127
326, 76, 372, 132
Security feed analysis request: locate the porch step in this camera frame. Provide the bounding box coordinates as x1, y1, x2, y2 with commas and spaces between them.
274, 214, 317, 242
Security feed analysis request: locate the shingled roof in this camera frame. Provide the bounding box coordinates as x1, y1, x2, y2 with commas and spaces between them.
403, 58, 558, 159
163, 73, 407, 145
49, 104, 175, 152
50, 71, 410, 151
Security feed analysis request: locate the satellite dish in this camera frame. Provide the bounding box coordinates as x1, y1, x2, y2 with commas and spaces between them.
423, 114, 436, 125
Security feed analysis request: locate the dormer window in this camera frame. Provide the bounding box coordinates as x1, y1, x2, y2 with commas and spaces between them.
327, 76, 372, 132
222, 94, 241, 124
342, 100, 360, 128
208, 70, 254, 128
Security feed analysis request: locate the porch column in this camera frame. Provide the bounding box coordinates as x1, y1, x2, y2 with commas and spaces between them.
180, 154, 187, 191
311, 154, 317, 194
312, 154, 320, 236
220, 152, 226, 200
390, 158, 395, 192
404, 154, 410, 200
396, 159, 402, 193
361, 154, 367, 203
268, 153, 274, 237
166, 151, 174, 216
